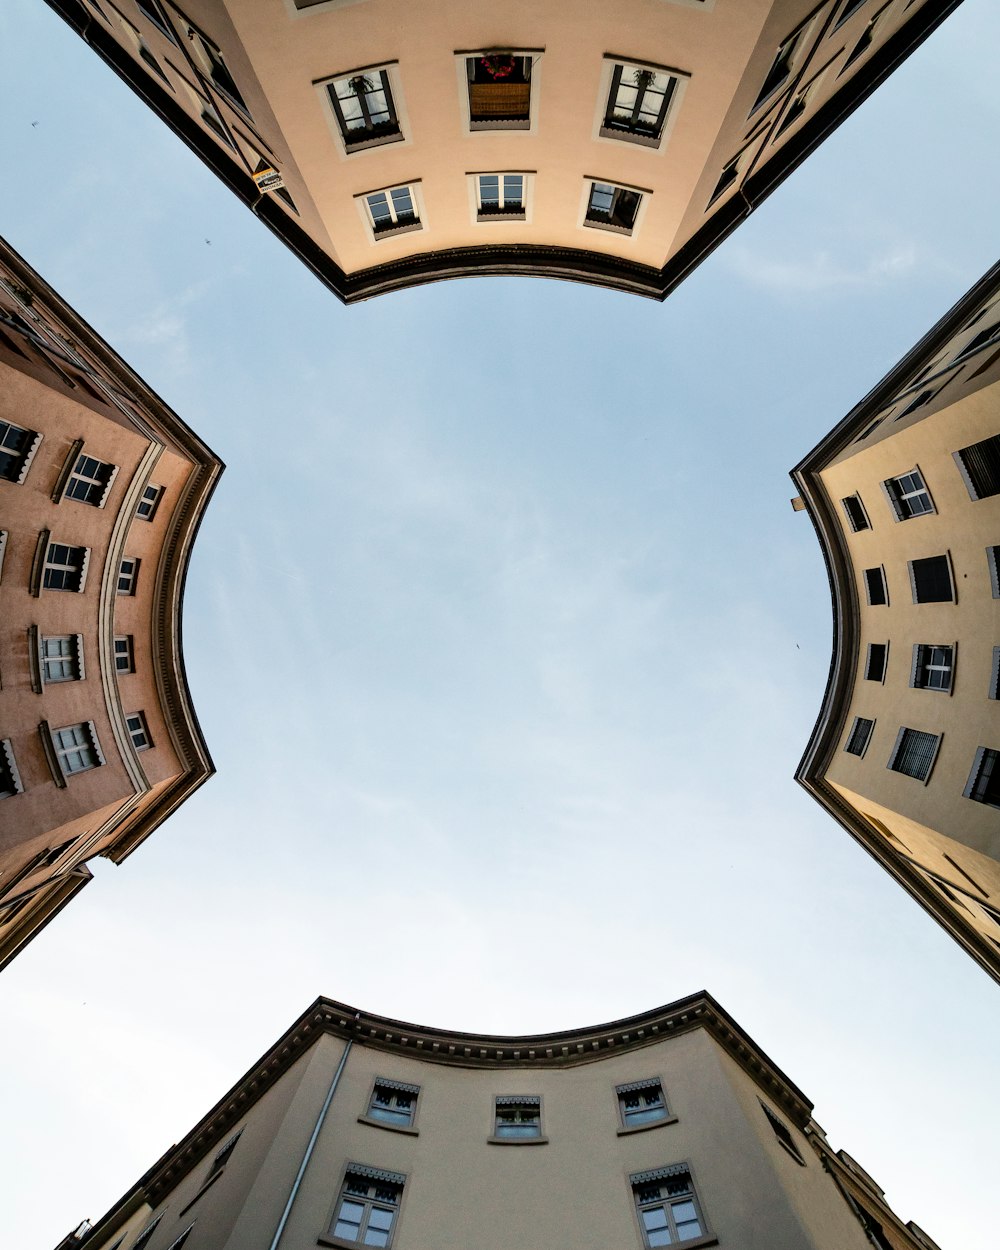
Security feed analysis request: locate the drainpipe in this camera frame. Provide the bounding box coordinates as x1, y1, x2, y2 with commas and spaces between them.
267, 1033, 354, 1250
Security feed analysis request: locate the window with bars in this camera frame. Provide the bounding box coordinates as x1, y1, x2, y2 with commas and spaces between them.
328, 71, 401, 149
41, 635, 84, 683
43, 542, 90, 592
631, 1166, 706, 1248
467, 55, 533, 129
493, 1096, 542, 1139
864, 643, 888, 682
883, 468, 934, 520
585, 182, 643, 235
910, 645, 954, 692
845, 717, 874, 757
50, 721, 104, 776
114, 636, 135, 673
602, 63, 678, 146
330, 1168, 404, 1247
1, 739, 24, 799
64, 452, 117, 506
476, 173, 526, 219
617, 1079, 670, 1131
964, 747, 1000, 809
908, 555, 953, 604
364, 186, 420, 237
126, 712, 152, 752
760, 1101, 805, 1165
953, 433, 1000, 500
888, 728, 940, 782
366, 1080, 418, 1129
117, 557, 140, 595
136, 483, 163, 520
841, 494, 870, 532
863, 567, 887, 606
0, 420, 41, 483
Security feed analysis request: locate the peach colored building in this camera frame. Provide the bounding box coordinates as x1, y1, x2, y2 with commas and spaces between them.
0, 237, 223, 970
43, 0, 961, 301
53, 993, 943, 1250
792, 260, 1000, 984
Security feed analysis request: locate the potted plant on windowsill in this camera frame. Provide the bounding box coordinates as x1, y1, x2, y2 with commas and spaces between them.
480, 54, 516, 79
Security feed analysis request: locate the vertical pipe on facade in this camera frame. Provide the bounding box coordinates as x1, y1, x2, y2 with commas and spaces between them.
267, 1033, 354, 1250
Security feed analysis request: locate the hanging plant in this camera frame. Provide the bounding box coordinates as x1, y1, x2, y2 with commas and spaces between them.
633, 68, 657, 93
480, 54, 516, 80
348, 74, 374, 96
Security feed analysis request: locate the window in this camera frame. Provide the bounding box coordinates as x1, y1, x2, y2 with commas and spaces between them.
136, 483, 163, 520
365, 1080, 418, 1129
834, 0, 868, 26
888, 728, 940, 782
467, 55, 532, 130
863, 566, 887, 606
751, 29, 803, 112
207, 1131, 242, 1181
41, 635, 84, 683
50, 722, 104, 776
43, 543, 90, 592
1, 739, 24, 799
364, 186, 420, 237
864, 643, 887, 682
954, 433, 1000, 500
0, 420, 41, 483
585, 182, 643, 235
602, 63, 678, 146
910, 644, 954, 692
845, 716, 874, 757
327, 71, 401, 149
760, 1102, 805, 1165
330, 1166, 404, 1247
964, 747, 1000, 809
132, 1216, 162, 1250
617, 1079, 671, 1131
137, 0, 176, 41
909, 555, 953, 604
990, 647, 1000, 701
896, 388, 935, 420
631, 1165, 706, 1248
884, 469, 934, 520
64, 452, 118, 506
114, 636, 136, 673
117, 557, 140, 595
843, 6, 892, 70
493, 1095, 542, 1140
126, 712, 152, 751
476, 173, 526, 220
954, 323, 1000, 364
841, 495, 870, 532
989, 547, 1000, 599
193, 33, 249, 113
166, 1228, 194, 1250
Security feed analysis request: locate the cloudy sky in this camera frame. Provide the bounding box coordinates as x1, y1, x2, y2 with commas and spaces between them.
1, 2, 999, 1247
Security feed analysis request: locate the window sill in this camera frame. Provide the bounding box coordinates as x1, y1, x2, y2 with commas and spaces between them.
357, 1115, 419, 1137
616, 1115, 679, 1137
487, 1135, 548, 1146
598, 125, 661, 149
343, 130, 404, 153
469, 118, 530, 131
670, 1236, 717, 1250
583, 218, 634, 237
477, 210, 526, 223
371, 221, 423, 242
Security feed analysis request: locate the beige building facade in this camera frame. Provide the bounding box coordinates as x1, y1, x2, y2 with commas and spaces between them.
0, 237, 223, 969
44, 0, 961, 301
793, 260, 1000, 984
54, 993, 942, 1250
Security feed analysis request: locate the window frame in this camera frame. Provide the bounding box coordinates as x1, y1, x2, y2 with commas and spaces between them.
61, 448, 119, 508
908, 554, 955, 605
616, 1077, 676, 1135
760, 1100, 806, 1165
953, 433, 1000, 501
863, 566, 888, 607
841, 493, 870, 532
0, 420, 43, 484
599, 59, 685, 150
359, 1079, 420, 1135
864, 642, 888, 683
357, 183, 423, 241
990, 647, 1000, 702
323, 65, 404, 154
582, 179, 648, 237
117, 557, 141, 596
325, 1164, 405, 1249
0, 738, 25, 800
844, 716, 875, 758
136, 0, 178, 42
136, 483, 164, 521
126, 711, 153, 752
963, 747, 1000, 809
40, 633, 86, 685
887, 727, 942, 785
630, 1163, 712, 1249
461, 51, 539, 133
882, 467, 935, 521
909, 643, 956, 694
114, 635, 136, 674
41, 720, 106, 785
41, 540, 91, 594
472, 171, 531, 223
489, 1094, 546, 1144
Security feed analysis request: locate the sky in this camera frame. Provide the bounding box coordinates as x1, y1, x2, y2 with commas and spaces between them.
1, 2, 999, 1247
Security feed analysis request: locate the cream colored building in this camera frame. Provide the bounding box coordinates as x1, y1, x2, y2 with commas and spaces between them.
53, 993, 942, 1250
0, 237, 222, 969
793, 260, 1000, 985
44, 0, 961, 300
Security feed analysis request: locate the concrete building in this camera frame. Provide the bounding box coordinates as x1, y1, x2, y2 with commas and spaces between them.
0, 237, 223, 970
54, 993, 942, 1250
42, 0, 961, 302
792, 260, 1000, 985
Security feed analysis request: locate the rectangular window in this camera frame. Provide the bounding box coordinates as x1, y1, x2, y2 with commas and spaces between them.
910, 644, 954, 692
476, 173, 526, 220
136, 0, 176, 41
366, 1080, 419, 1128
126, 711, 152, 751
888, 728, 940, 782
136, 483, 163, 520
760, 1101, 805, 1165
364, 186, 420, 237
41, 635, 84, 683
114, 636, 136, 673
330, 1167, 404, 1247
963, 747, 1000, 809
845, 716, 874, 757
632, 1166, 706, 1248
989, 547, 1000, 599
493, 1095, 542, 1140
863, 566, 887, 606
841, 495, 870, 531
0, 739, 25, 800
43, 543, 90, 592
953, 433, 1000, 500
0, 420, 41, 483
883, 468, 934, 520
51, 721, 104, 776
467, 55, 532, 130
909, 555, 954, 604
585, 182, 643, 235
602, 63, 678, 146
617, 1079, 670, 1131
193, 33, 248, 113
864, 643, 887, 682
64, 452, 118, 506
117, 557, 140, 595
328, 71, 401, 149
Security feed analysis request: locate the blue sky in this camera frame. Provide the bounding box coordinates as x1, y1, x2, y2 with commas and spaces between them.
1, 2, 999, 1247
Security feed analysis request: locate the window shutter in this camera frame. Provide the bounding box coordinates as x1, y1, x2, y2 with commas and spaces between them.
954, 435, 1000, 500
990, 647, 1000, 701
909, 645, 923, 688
910, 556, 952, 603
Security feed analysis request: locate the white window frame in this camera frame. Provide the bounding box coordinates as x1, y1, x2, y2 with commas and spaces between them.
126, 711, 153, 752
136, 483, 164, 520
882, 467, 935, 520
355, 182, 423, 242
454, 49, 543, 137
581, 178, 650, 238
114, 635, 136, 674
594, 58, 688, 153
40, 634, 85, 684
329, 1165, 405, 1247
43, 542, 91, 594
117, 557, 141, 596
0, 420, 42, 484
46, 721, 106, 780
468, 171, 532, 224
910, 643, 956, 694
318, 63, 409, 159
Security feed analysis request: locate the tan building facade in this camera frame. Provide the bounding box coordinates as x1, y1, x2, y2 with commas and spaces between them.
0, 237, 223, 969
44, 0, 961, 301
54, 993, 942, 1250
792, 261, 1000, 984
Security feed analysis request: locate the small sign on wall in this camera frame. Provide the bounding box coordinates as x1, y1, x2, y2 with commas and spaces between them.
252, 160, 284, 193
